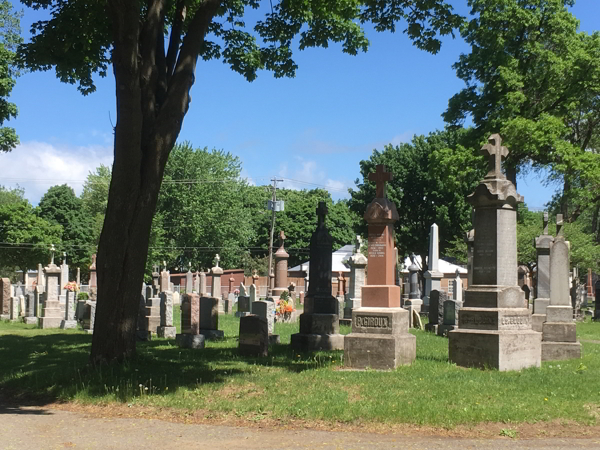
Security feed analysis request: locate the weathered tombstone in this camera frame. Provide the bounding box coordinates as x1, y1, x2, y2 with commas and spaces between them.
60, 253, 69, 296
595, 279, 600, 321
9, 296, 19, 321
291, 202, 344, 351
541, 222, 581, 361
344, 235, 367, 319
239, 315, 268, 357
249, 283, 257, 307
404, 253, 422, 312
424, 289, 446, 334
185, 266, 193, 294
23, 291, 38, 325
252, 300, 277, 343
236, 282, 251, 318
88, 254, 97, 301
438, 299, 462, 336
137, 294, 150, 340
145, 285, 152, 301
452, 269, 463, 302
82, 300, 96, 334
157, 291, 176, 338
152, 264, 160, 294
176, 293, 205, 348
40, 254, 63, 329
193, 271, 200, 293
423, 223, 443, 311
1, 278, 12, 319
199, 270, 207, 296
273, 231, 290, 298
448, 134, 541, 371
532, 212, 554, 331
199, 296, 224, 339
60, 290, 77, 329
210, 255, 224, 313
145, 296, 161, 335
36, 263, 45, 294
344, 165, 415, 369
160, 262, 169, 292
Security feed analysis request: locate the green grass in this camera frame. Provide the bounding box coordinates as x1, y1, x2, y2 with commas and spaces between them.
2, 311, 600, 428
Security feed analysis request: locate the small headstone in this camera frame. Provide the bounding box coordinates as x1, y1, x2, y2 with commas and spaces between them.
425, 289, 446, 334
236, 295, 251, 317
253, 300, 276, 337
23, 291, 38, 325
199, 296, 224, 339
158, 291, 176, 338
176, 333, 205, 349
239, 315, 268, 357
60, 290, 77, 329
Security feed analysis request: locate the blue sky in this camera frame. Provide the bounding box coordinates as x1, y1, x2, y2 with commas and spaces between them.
1, 0, 599, 208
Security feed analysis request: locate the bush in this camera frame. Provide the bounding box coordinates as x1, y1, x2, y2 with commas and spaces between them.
77, 292, 89, 301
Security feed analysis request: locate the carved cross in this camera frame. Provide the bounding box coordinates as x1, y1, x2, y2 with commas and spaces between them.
316, 201, 328, 227
368, 164, 393, 198
543, 212, 549, 235
214, 254, 220, 267
481, 134, 509, 179
556, 214, 563, 237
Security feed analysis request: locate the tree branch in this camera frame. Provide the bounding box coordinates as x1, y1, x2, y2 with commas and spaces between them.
166, 0, 186, 82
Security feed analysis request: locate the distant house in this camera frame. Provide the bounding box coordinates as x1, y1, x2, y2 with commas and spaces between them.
399, 255, 468, 296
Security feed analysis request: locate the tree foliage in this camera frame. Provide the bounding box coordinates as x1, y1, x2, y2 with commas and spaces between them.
349, 129, 485, 266
443, 0, 600, 222
0, 0, 21, 152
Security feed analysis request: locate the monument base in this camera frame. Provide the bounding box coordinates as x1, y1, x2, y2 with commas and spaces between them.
60, 319, 77, 329
344, 307, 415, 370
291, 312, 345, 351
40, 317, 62, 329
199, 329, 224, 340
157, 326, 177, 339
176, 333, 205, 349
541, 341, 581, 361
449, 328, 541, 371
531, 314, 546, 332
23, 316, 38, 325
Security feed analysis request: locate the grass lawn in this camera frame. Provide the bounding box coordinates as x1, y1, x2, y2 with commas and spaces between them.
1, 310, 600, 429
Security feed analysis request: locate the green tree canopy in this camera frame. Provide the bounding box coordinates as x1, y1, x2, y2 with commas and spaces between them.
349, 129, 485, 267
38, 184, 96, 278
0, 185, 24, 204
0, 199, 63, 272
443, 0, 600, 223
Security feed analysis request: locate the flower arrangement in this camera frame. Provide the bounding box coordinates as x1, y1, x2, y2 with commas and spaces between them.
276, 298, 295, 321
64, 282, 79, 292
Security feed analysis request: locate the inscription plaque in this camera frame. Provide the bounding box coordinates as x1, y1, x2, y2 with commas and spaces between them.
355, 315, 391, 328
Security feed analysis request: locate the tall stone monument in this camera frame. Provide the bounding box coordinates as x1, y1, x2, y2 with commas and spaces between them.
40, 249, 63, 329
532, 212, 554, 331
272, 231, 289, 298
405, 253, 422, 312
186, 264, 193, 294
541, 215, 581, 360
291, 202, 345, 351
344, 235, 367, 320
448, 134, 541, 371
344, 165, 415, 369
158, 291, 176, 338
60, 252, 69, 296
210, 255, 223, 299
60, 289, 77, 329
423, 223, 443, 311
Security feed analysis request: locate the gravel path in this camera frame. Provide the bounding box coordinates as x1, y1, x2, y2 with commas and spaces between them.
2, 404, 600, 450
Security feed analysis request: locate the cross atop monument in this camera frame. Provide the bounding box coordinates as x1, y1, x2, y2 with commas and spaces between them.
316, 201, 328, 227
481, 133, 509, 179
543, 212, 549, 235
556, 214, 564, 238
368, 164, 393, 198
214, 254, 220, 267
153, 263, 159, 273
279, 230, 286, 246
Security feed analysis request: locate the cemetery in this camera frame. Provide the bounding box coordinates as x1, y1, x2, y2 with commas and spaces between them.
0, 0, 599, 446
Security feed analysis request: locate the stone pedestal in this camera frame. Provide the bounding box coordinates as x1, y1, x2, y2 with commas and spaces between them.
344, 165, 415, 369
291, 202, 344, 351
448, 134, 541, 371
176, 334, 205, 349
423, 223, 443, 310
344, 308, 416, 369
532, 298, 549, 332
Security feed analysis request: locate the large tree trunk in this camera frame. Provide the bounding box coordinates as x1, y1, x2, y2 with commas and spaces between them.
90, 0, 219, 364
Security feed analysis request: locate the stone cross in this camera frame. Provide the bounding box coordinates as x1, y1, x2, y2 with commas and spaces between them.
316, 201, 328, 227
481, 133, 508, 179
153, 264, 159, 273
214, 254, 220, 268
368, 164, 393, 198
543, 212, 549, 235
556, 214, 564, 238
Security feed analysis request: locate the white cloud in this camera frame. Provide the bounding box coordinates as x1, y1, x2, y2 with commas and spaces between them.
276, 157, 351, 199
0, 141, 113, 205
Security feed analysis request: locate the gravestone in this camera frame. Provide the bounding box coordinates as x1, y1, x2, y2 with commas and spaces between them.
438, 299, 462, 337
199, 271, 207, 296
88, 254, 97, 301
423, 223, 443, 311
60, 253, 69, 296
82, 301, 96, 334
452, 270, 463, 302
249, 283, 257, 306
541, 221, 581, 361
157, 291, 176, 338
595, 279, 600, 321
176, 293, 205, 348
137, 294, 150, 340
152, 264, 160, 294
210, 255, 224, 313
236, 282, 251, 318
0, 278, 11, 320
344, 165, 415, 369
532, 212, 554, 331
186, 267, 193, 294
425, 290, 446, 334
160, 262, 169, 292
145, 296, 161, 335
23, 290, 38, 325
522, 283, 530, 301
199, 296, 224, 339
40, 259, 63, 329
465, 228, 475, 287
344, 235, 367, 319
448, 134, 541, 371
37, 263, 45, 294
238, 315, 268, 357
404, 253, 422, 312
9, 296, 19, 320
252, 300, 278, 343
291, 202, 345, 351
60, 290, 77, 329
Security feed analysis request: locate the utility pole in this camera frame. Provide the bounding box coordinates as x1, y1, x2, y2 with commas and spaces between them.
267, 177, 283, 297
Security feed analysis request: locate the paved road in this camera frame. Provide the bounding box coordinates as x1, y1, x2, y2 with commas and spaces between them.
1, 405, 600, 450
